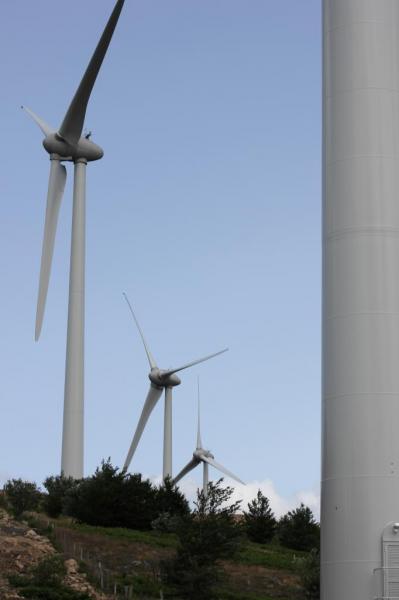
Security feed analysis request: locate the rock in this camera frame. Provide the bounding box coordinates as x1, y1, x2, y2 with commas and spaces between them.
65, 558, 79, 575
25, 529, 41, 540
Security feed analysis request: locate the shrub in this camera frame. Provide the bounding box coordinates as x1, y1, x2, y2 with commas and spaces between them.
64, 459, 157, 530
43, 475, 78, 518
296, 548, 320, 599
3, 479, 41, 518
244, 489, 276, 544
277, 504, 320, 552
163, 479, 243, 600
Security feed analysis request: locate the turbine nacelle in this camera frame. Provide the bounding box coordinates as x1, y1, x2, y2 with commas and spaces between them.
194, 448, 214, 461
43, 133, 103, 162
172, 383, 245, 491
149, 368, 181, 388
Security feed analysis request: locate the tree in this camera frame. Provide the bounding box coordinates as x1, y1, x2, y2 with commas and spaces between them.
3, 479, 41, 518
152, 477, 190, 532
244, 489, 276, 544
64, 459, 157, 530
278, 503, 320, 552
155, 477, 190, 516
43, 475, 78, 518
163, 479, 242, 600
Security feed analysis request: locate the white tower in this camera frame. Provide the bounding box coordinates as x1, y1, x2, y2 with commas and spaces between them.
322, 1, 399, 598
24, 1, 125, 479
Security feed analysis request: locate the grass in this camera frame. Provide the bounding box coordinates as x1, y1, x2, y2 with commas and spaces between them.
58, 519, 305, 571
62, 521, 178, 549
29, 513, 178, 549
236, 540, 307, 572
217, 591, 283, 600
29, 512, 305, 570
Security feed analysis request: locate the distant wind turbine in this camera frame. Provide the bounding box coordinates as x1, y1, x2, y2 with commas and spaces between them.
173, 380, 245, 497
122, 293, 228, 480
23, 0, 125, 478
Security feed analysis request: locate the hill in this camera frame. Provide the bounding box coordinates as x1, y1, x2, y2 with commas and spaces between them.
0, 511, 308, 599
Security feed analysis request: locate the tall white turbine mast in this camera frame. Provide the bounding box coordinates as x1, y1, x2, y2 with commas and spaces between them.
173, 379, 244, 498
322, 1, 399, 598
23, 0, 125, 479
122, 293, 228, 480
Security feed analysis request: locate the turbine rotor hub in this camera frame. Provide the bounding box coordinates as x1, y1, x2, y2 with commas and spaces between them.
194, 449, 214, 460
148, 369, 181, 388
43, 133, 103, 162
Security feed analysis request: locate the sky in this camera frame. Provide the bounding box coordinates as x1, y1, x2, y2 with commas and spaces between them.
0, 1, 321, 518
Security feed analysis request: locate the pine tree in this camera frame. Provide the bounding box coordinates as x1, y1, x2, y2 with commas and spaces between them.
278, 503, 320, 551
244, 489, 276, 543
163, 479, 242, 600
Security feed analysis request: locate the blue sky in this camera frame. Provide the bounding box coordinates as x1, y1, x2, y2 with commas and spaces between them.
0, 1, 321, 516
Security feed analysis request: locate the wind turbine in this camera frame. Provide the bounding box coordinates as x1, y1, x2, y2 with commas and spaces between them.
23, 0, 125, 478
122, 293, 228, 480
173, 380, 245, 498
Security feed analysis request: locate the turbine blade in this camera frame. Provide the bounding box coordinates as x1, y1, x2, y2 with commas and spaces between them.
35, 159, 67, 340
173, 457, 200, 485
197, 377, 202, 449
22, 106, 54, 137
201, 455, 245, 486
123, 293, 157, 369
123, 385, 163, 471
164, 348, 229, 377
58, 0, 125, 145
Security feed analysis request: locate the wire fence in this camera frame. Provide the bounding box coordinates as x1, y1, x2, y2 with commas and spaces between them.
35, 518, 165, 600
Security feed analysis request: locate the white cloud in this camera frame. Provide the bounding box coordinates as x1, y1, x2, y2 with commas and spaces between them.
149, 474, 320, 521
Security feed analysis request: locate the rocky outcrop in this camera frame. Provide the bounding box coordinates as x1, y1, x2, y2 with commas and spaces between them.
0, 510, 110, 600
0, 510, 54, 599
64, 559, 109, 600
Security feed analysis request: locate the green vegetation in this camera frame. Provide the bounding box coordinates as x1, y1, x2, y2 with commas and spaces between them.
295, 548, 320, 599
277, 504, 320, 552
4, 479, 41, 518
163, 479, 243, 600
41, 460, 189, 533
237, 539, 307, 571
43, 475, 77, 518
3, 465, 321, 599
217, 591, 282, 600
244, 489, 277, 544
53, 518, 178, 549
9, 555, 90, 600
114, 573, 163, 597
64, 460, 157, 529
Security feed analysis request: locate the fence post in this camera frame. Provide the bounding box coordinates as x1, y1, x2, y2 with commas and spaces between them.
98, 561, 104, 589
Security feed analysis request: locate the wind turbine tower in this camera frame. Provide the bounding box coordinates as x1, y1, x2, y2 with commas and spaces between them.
24, 1, 125, 478
173, 380, 244, 497
322, 1, 399, 598
123, 294, 228, 480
